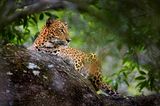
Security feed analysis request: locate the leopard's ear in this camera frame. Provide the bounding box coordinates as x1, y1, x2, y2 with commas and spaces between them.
46, 15, 58, 27
46, 17, 55, 27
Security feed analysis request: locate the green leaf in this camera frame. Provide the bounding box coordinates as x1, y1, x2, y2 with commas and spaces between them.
136, 81, 147, 91
124, 79, 129, 86
39, 13, 44, 20
114, 82, 118, 90
45, 12, 53, 17
23, 17, 28, 28
139, 70, 146, 75
123, 72, 127, 78
135, 76, 146, 80
31, 15, 37, 24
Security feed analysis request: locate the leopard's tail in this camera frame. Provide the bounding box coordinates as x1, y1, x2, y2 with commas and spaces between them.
89, 75, 119, 96
98, 82, 119, 96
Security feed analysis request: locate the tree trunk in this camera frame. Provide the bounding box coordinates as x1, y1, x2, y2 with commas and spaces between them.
0, 44, 159, 106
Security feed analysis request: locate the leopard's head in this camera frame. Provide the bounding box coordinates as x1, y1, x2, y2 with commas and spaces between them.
33, 17, 71, 49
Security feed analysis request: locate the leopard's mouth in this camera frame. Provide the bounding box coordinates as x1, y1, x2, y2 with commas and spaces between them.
50, 38, 69, 46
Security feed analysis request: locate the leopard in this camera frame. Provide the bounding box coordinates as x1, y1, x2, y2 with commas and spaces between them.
28, 17, 119, 96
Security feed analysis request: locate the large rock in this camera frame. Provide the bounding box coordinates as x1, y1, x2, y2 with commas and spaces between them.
0, 44, 159, 106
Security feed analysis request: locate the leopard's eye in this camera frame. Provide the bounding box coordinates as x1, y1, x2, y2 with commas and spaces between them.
60, 29, 65, 34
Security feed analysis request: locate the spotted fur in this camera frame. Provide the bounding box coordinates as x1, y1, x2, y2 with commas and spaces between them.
29, 17, 119, 96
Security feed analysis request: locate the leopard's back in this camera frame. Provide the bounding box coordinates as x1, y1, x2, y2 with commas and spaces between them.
52, 47, 119, 96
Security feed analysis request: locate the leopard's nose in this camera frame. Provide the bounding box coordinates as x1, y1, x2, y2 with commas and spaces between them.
66, 39, 71, 43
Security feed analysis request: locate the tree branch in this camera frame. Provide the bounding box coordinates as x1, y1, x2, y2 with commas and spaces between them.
0, 0, 67, 27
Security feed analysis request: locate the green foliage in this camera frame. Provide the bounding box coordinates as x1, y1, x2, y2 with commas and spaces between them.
0, 15, 32, 44
93, 0, 160, 94
0, 11, 56, 45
